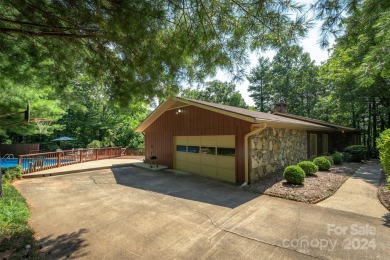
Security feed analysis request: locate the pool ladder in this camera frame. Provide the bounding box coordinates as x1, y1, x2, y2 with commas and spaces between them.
0, 153, 15, 164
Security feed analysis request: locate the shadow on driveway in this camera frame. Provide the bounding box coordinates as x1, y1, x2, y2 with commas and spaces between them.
38, 229, 88, 259
112, 167, 258, 209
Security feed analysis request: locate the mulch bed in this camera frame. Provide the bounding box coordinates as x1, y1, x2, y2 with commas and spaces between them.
243, 162, 362, 204
378, 171, 390, 211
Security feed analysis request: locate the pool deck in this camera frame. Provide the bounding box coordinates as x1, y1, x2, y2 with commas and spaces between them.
22, 156, 144, 178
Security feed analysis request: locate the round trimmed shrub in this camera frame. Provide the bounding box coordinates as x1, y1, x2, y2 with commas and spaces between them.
344, 145, 368, 162
313, 157, 331, 171
331, 152, 344, 165
325, 156, 334, 165
283, 166, 305, 185
297, 161, 318, 175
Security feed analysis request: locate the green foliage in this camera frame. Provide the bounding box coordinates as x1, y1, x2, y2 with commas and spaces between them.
181, 80, 247, 108
0, 184, 36, 258
297, 161, 319, 175
247, 57, 272, 112
377, 129, 390, 174
0, 1, 309, 105
325, 156, 334, 165
2, 166, 23, 184
315, 0, 390, 148
283, 166, 306, 185
344, 145, 369, 162
331, 152, 344, 165
248, 45, 319, 116
40, 142, 60, 151
313, 157, 331, 171
88, 140, 102, 148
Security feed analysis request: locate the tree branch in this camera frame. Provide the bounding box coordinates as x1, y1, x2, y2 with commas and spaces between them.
0, 27, 98, 38
0, 17, 97, 32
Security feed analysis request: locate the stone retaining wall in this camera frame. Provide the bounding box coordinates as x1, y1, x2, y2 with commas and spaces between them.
249, 127, 307, 181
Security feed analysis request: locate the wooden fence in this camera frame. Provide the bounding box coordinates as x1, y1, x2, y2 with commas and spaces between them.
18, 147, 122, 174
0, 144, 40, 157
124, 148, 145, 156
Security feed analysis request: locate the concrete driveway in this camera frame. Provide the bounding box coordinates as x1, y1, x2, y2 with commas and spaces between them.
15, 167, 390, 259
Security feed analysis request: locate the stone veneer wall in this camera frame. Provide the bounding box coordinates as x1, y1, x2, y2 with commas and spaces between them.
249, 127, 307, 181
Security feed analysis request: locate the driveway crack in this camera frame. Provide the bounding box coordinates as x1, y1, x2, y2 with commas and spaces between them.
168, 195, 325, 260
89, 176, 98, 184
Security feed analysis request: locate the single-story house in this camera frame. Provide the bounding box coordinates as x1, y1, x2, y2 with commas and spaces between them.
135, 97, 360, 184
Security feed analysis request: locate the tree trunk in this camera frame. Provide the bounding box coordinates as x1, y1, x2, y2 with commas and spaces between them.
372, 97, 378, 148
367, 101, 372, 149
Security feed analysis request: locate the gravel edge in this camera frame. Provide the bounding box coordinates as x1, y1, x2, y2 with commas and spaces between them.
377, 171, 390, 212
243, 163, 361, 204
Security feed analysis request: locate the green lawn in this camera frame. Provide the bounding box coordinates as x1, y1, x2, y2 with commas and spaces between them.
0, 183, 40, 258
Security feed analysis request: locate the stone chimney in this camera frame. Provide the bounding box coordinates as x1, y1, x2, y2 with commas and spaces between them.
274, 101, 288, 113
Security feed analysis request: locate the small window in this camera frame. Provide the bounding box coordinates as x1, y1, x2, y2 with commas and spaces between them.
176, 145, 187, 152
188, 146, 199, 153
217, 147, 235, 157
201, 147, 216, 155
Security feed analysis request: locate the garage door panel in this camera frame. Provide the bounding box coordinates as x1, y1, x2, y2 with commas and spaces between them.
187, 152, 200, 161
176, 160, 188, 171
200, 165, 217, 178
176, 136, 187, 145
176, 152, 187, 161
217, 168, 235, 182
216, 156, 235, 169
187, 136, 201, 146
174, 135, 235, 183
201, 136, 217, 146
200, 154, 217, 166
188, 162, 201, 174
217, 135, 235, 147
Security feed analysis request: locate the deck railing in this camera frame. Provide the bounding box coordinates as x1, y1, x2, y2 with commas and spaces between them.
124, 147, 145, 156
18, 147, 123, 174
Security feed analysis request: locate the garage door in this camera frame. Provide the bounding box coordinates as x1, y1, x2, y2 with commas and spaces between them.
174, 135, 236, 183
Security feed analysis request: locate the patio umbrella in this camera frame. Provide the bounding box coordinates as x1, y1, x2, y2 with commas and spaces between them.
51, 136, 76, 150
52, 136, 76, 141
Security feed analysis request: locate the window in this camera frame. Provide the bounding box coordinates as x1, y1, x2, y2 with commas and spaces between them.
217, 147, 235, 157
200, 147, 216, 155
188, 146, 199, 153
322, 134, 329, 155
176, 145, 187, 152
310, 134, 317, 157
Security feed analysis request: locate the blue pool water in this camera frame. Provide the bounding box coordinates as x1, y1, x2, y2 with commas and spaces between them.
0, 158, 75, 169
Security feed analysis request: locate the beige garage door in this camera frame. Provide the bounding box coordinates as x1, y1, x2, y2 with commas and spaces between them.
174, 135, 236, 182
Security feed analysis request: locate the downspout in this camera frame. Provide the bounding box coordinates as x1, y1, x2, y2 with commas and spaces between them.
242, 123, 267, 186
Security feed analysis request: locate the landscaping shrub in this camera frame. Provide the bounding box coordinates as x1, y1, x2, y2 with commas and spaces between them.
377, 128, 390, 174
88, 140, 101, 148
342, 152, 352, 162
331, 152, 344, 165
344, 145, 368, 162
2, 165, 23, 184
283, 166, 305, 185
325, 156, 334, 165
313, 157, 331, 171
297, 161, 318, 175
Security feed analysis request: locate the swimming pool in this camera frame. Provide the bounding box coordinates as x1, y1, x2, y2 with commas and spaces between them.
0, 158, 76, 169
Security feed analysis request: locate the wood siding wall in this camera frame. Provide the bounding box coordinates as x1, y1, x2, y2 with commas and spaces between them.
144, 105, 252, 183
0, 143, 40, 157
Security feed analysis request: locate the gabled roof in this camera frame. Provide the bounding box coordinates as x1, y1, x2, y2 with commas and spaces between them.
135, 97, 355, 132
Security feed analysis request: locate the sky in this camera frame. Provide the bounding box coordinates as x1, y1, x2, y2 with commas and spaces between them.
215, 20, 332, 107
